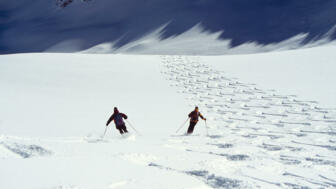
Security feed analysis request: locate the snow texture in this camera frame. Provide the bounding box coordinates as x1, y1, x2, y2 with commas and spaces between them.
0, 46, 336, 188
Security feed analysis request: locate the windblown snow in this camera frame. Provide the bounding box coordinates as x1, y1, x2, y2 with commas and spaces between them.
0, 45, 336, 188
80, 25, 336, 55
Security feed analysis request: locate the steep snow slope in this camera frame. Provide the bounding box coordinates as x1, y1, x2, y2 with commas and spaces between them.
203, 45, 336, 108
0, 46, 336, 188
0, 54, 189, 137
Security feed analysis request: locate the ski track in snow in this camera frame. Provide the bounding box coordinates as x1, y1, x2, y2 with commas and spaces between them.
0, 139, 52, 159
1, 55, 336, 188
159, 55, 336, 188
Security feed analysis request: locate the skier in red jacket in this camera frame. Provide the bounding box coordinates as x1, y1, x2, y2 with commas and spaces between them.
187, 106, 206, 134
106, 107, 128, 134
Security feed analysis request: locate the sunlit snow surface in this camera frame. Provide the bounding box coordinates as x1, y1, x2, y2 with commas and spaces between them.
0, 46, 336, 188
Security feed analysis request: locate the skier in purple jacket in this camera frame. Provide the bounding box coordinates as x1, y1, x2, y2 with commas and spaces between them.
106, 107, 128, 134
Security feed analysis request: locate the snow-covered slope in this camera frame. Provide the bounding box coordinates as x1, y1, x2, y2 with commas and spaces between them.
0, 46, 336, 188
203, 45, 336, 108
0, 54, 188, 137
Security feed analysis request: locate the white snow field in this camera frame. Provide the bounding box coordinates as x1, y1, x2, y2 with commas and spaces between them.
1, 45, 336, 189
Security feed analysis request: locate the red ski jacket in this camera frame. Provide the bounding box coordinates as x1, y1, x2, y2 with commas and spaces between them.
188, 111, 205, 123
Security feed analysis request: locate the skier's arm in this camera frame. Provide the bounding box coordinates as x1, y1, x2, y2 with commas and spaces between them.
106, 114, 114, 126
188, 112, 192, 118
199, 113, 206, 121
121, 113, 128, 119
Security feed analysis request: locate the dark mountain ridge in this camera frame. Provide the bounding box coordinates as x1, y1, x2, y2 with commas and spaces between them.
1, 0, 336, 54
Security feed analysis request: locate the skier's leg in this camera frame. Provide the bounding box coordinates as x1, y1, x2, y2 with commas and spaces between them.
187, 122, 196, 134
187, 122, 192, 134
122, 124, 128, 133
191, 122, 197, 133
117, 125, 124, 134
119, 129, 124, 134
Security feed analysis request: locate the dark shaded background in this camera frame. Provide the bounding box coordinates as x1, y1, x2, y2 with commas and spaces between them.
1, 0, 336, 54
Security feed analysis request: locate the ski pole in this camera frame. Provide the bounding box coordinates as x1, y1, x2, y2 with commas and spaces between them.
125, 120, 141, 135
204, 120, 209, 136
176, 118, 189, 133
102, 126, 108, 138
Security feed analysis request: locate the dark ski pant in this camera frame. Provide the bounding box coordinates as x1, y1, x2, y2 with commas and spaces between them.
116, 124, 128, 134
187, 122, 197, 134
